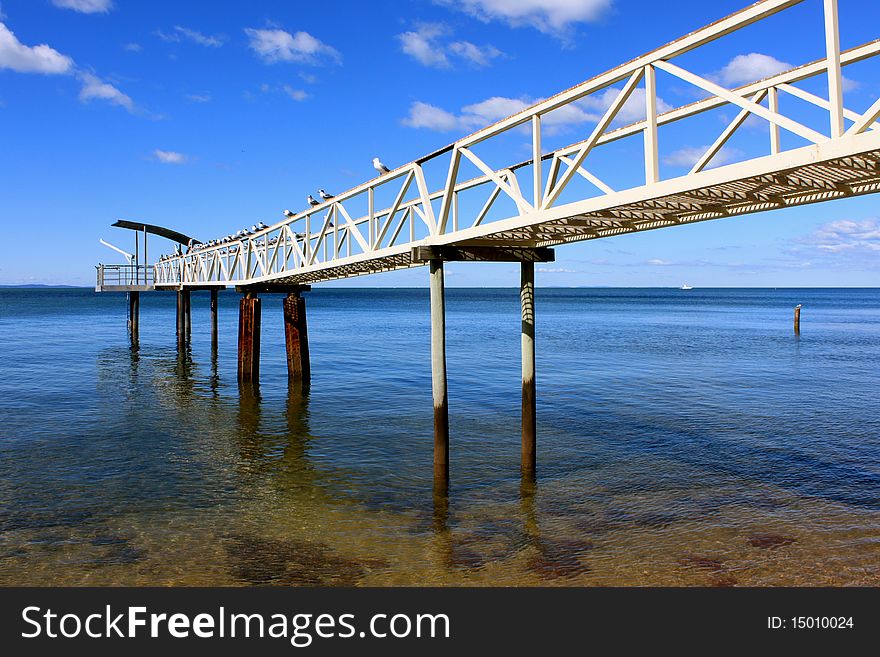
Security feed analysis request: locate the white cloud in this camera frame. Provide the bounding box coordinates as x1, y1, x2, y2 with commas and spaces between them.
398, 23, 449, 68
538, 267, 576, 273
0, 23, 143, 113
805, 219, 880, 254
0, 22, 73, 74
436, 0, 611, 35
156, 26, 224, 47
123, 42, 142, 53
842, 76, 860, 93
717, 53, 791, 86
186, 93, 211, 103
245, 28, 340, 65
397, 23, 503, 69
663, 145, 741, 168
78, 72, 134, 111
461, 96, 531, 124
402, 101, 461, 131
577, 86, 673, 124
402, 87, 671, 133
448, 40, 503, 67
646, 258, 673, 266
282, 85, 309, 101
51, 0, 112, 13
153, 149, 187, 165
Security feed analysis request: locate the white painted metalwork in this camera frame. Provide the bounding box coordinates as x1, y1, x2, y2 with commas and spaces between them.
148, 0, 880, 289
96, 264, 154, 291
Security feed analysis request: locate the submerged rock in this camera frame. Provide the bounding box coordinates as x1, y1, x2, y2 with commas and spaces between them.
225, 534, 387, 586
446, 546, 486, 571
710, 574, 739, 587
526, 539, 593, 580
747, 533, 797, 549
678, 555, 727, 573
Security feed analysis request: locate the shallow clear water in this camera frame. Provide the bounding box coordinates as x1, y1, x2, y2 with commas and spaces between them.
0, 287, 878, 586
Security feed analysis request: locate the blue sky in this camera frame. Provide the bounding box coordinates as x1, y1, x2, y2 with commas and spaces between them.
1, 0, 879, 287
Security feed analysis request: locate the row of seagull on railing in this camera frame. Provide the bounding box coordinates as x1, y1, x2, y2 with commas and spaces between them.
155, 157, 394, 264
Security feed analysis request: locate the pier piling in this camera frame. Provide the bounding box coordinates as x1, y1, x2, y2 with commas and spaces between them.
429, 259, 449, 490
794, 304, 802, 334
283, 291, 311, 386
521, 261, 537, 478
176, 289, 190, 348
237, 292, 261, 383
210, 288, 219, 348
128, 291, 140, 339
184, 290, 191, 337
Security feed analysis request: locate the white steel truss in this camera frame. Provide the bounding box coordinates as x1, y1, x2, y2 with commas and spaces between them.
152, 0, 880, 289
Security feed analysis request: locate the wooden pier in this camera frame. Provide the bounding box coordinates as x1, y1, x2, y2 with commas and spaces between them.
93, 0, 880, 491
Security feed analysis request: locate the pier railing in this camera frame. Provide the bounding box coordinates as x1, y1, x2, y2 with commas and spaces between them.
96, 264, 155, 289
153, 0, 880, 288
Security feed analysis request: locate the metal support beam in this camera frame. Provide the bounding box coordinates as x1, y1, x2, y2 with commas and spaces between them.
429, 259, 449, 490
283, 291, 311, 386
235, 284, 312, 295
520, 262, 536, 478
644, 64, 659, 184
824, 0, 844, 137
237, 292, 261, 383
412, 245, 555, 263
532, 114, 542, 208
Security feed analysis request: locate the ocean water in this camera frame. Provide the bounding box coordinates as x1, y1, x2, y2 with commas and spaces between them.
0, 287, 878, 586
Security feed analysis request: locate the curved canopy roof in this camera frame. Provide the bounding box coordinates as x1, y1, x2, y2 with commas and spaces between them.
112, 219, 198, 245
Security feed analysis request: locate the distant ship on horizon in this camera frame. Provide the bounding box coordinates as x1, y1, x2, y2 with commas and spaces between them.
680, 283, 694, 290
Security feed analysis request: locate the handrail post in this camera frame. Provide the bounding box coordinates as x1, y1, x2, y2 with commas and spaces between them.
824, 0, 844, 137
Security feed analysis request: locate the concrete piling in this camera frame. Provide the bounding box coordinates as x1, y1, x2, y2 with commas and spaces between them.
521, 261, 537, 478
429, 259, 449, 490
210, 288, 219, 348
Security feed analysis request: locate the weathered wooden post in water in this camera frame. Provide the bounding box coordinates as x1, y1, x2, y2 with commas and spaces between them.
128, 291, 140, 339
283, 289, 311, 386
521, 262, 536, 478
237, 291, 261, 383
794, 304, 802, 334
429, 259, 450, 490
176, 289, 191, 349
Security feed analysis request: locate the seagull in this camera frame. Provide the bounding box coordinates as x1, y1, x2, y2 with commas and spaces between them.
319, 189, 334, 200
283, 209, 295, 218
257, 221, 268, 230
373, 157, 390, 174
307, 195, 320, 206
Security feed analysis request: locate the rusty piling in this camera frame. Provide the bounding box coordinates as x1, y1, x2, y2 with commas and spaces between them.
237, 292, 261, 383
283, 291, 311, 386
